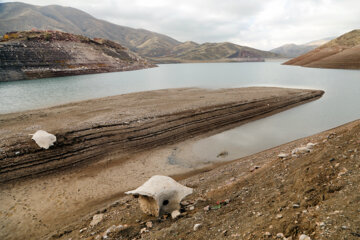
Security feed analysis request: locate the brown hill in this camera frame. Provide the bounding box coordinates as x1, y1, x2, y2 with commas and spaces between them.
151, 42, 280, 63
0, 2, 281, 63
0, 30, 155, 82
283, 30, 360, 69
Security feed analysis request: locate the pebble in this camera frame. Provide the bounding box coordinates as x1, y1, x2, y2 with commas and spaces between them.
276, 233, 284, 238
90, 214, 104, 227
140, 227, 148, 234
171, 210, 180, 219
193, 223, 202, 231
264, 232, 272, 236
146, 221, 153, 228
299, 234, 311, 240
204, 205, 210, 211
79, 228, 87, 233
189, 206, 195, 211
292, 204, 300, 208
278, 153, 289, 158
276, 214, 283, 219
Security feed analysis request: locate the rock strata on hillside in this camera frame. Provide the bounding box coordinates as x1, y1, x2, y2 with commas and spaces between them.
0, 30, 156, 81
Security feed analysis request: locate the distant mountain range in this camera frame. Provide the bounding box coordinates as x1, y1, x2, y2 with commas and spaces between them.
270, 38, 333, 58
0, 2, 280, 63
284, 29, 360, 69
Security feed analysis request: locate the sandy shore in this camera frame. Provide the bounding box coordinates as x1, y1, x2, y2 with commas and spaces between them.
0, 87, 324, 239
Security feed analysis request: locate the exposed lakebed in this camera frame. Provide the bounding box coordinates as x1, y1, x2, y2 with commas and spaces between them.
1, 62, 359, 163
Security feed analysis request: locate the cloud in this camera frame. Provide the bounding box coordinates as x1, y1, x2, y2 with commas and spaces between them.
1, 0, 359, 50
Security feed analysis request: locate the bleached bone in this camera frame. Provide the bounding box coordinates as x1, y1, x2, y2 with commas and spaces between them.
125, 175, 193, 217
30, 130, 56, 149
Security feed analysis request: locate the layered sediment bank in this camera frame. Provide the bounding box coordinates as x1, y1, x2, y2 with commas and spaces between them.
0, 87, 324, 182
0, 31, 155, 82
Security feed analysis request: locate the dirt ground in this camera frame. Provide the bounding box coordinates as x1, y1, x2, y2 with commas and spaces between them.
0, 87, 326, 240
50, 119, 360, 240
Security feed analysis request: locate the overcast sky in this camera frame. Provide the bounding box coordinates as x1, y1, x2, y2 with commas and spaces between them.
2, 0, 359, 50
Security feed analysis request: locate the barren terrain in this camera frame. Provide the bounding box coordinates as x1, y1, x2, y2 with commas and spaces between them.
0, 87, 325, 240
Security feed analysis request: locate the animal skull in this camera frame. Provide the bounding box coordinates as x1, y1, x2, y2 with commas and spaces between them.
125, 175, 193, 216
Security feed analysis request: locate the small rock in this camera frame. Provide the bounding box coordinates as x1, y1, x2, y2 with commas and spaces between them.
276, 233, 284, 238
140, 228, 148, 234
278, 153, 289, 158
145, 221, 152, 228
329, 158, 335, 162
171, 210, 180, 219
79, 228, 87, 233
292, 204, 300, 208
189, 205, 195, 211
306, 142, 316, 149
341, 225, 348, 230
193, 223, 202, 231
90, 214, 104, 227
146, 221, 153, 228
222, 230, 228, 236
299, 234, 311, 240
204, 205, 210, 211
264, 232, 272, 236
250, 166, 260, 172
276, 214, 283, 219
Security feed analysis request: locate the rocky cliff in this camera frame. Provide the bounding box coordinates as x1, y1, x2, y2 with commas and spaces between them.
0, 30, 156, 82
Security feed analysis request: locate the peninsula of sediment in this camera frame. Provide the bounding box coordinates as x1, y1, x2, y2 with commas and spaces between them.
0, 30, 155, 82
0, 87, 324, 183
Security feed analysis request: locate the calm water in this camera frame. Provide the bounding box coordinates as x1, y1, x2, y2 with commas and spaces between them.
1, 62, 359, 162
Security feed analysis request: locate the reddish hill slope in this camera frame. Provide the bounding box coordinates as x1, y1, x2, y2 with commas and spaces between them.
284, 30, 360, 69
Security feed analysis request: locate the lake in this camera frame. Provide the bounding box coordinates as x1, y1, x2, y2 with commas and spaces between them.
1, 62, 359, 162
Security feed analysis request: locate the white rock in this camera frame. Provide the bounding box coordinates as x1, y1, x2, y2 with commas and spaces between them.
30, 130, 56, 149
125, 175, 193, 216
292, 146, 310, 155
90, 214, 104, 227
299, 234, 311, 240
193, 223, 202, 231
278, 153, 289, 158
102, 224, 126, 239
171, 210, 180, 219
306, 142, 316, 149
140, 227, 148, 234
276, 233, 284, 238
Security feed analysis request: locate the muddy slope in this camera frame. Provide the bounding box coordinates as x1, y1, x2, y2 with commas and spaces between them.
54, 119, 360, 240
0, 87, 324, 182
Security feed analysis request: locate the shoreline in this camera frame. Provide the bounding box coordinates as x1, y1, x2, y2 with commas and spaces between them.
0, 87, 323, 183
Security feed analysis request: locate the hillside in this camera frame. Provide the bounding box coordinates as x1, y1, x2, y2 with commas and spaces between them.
0, 30, 155, 82
270, 38, 332, 58
283, 30, 360, 69
152, 42, 280, 63
0, 2, 281, 63
0, 2, 180, 58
